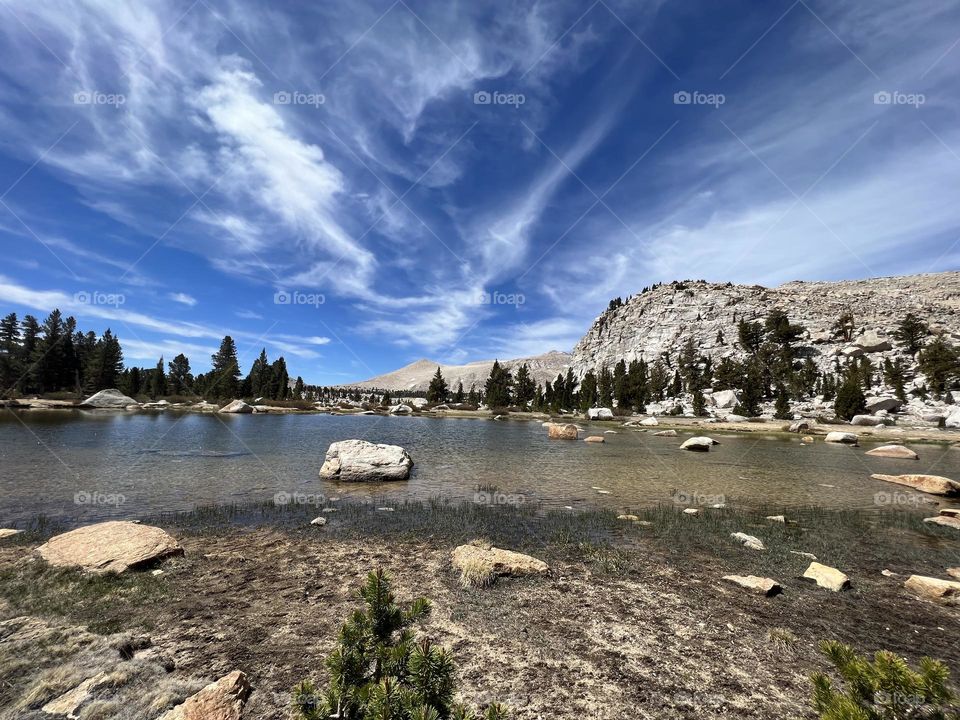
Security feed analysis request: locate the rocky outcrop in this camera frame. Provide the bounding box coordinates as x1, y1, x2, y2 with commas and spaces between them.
904, 575, 960, 605
825, 432, 859, 445
38, 521, 183, 573
722, 575, 782, 596
865, 445, 918, 460
81, 388, 138, 408
711, 389, 740, 409
547, 423, 579, 440
158, 670, 251, 720
219, 399, 253, 414
587, 407, 614, 420
871, 473, 960, 496
319, 440, 413, 481
803, 562, 850, 591
680, 436, 718, 452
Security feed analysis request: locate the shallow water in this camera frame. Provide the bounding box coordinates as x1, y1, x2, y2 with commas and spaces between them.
1, 410, 957, 525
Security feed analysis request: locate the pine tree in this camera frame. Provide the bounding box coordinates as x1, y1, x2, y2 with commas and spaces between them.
919, 334, 959, 393
31, 309, 68, 393
627, 359, 648, 413
381, 390, 393, 407
270, 357, 290, 399
737, 319, 764, 353
669, 370, 682, 398
649, 360, 669, 401
249, 349, 272, 398
893, 313, 929, 354
579, 370, 598, 412
149, 357, 168, 399
426, 366, 448, 403
773, 383, 791, 420
597, 365, 613, 408
453, 380, 464, 404
483, 360, 513, 409
835, 377, 867, 420
563, 368, 577, 410
293, 376, 305, 398
208, 336, 241, 399
0, 312, 21, 396
467, 384, 478, 406
167, 353, 193, 395
513, 363, 535, 408
551, 372, 565, 412
292, 570, 509, 720
692, 386, 707, 417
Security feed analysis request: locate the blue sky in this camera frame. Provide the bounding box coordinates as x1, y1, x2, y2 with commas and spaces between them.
0, 0, 958, 385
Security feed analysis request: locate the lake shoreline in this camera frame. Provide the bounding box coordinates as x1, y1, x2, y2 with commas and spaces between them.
1, 500, 958, 719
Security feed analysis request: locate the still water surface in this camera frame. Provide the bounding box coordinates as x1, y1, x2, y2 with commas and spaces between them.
1, 410, 957, 525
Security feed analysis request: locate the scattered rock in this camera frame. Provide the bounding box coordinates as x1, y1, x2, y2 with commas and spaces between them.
801, 435, 815, 444
653, 429, 678, 437
218, 399, 253, 414
80, 388, 138, 408
547, 423, 579, 440
587, 407, 614, 420
310, 516, 327, 526
158, 670, 251, 720
881, 569, 896, 577
724, 414, 748, 423
617, 514, 639, 522
731, 532, 765, 550
865, 444, 918, 460
318, 440, 414, 481
851, 415, 887, 427
584, 435, 605, 443
788, 420, 810, 433
639, 417, 659, 426
37, 521, 183, 574
865, 397, 902, 413
0, 528, 21, 539
376, 507, 395, 512
940, 508, 960, 517
803, 562, 850, 591
680, 436, 718, 452
765, 515, 786, 523
855, 332, 893, 353
903, 575, 960, 605
683, 508, 700, 516
871, 473, 960, 496
451, 541, 549, 585
722, 575, 782, 597
712, 389, 740, 409
790, 550, 817, 560
825, 431, 859, 445
604, 430, 618, 434
924, 515, 960, 530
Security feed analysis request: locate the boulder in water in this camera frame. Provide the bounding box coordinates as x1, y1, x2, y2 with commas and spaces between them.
319, 439, 413, 482
547, 423, 579, 440
81, 388, 138, 408
680, 436, 718, 452
871, 473, 959, 496
865, 444, 917, 460
825, 431, 859, 445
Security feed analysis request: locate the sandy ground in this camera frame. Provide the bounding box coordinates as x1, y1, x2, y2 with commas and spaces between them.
2, 514, 959, 720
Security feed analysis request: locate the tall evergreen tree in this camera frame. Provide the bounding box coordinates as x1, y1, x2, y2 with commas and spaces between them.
270, 357, 290, 399
597, 365, 614, 408
579, 370, 598, 412
249, 349, 272, 398
919, 334, 960, 393
149, 357, 168, 399
426, 366, 448, 403
513, 363, 535, 408
483, 360, 513, 408
893, 313, 928, 354
208, 336, 241, 399
167, 353, 193, 395
453, 380, 464, 404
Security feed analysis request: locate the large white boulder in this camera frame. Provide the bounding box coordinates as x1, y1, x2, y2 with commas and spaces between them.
639, 417, 659, 426
865, 445, 918, 460
825, 432, 859, 445
865, 397, 902, 414
81, 389, 138, 408
587, 407, 614, 420
680, 436, 718, 452
219, 399, 253, 414
711, 389, 740, 409
319, 439, 414, 481
547, 423, 579, 440
854, 331, 893, 353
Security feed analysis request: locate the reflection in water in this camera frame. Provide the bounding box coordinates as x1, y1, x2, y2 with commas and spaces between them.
0, 410, 955, 525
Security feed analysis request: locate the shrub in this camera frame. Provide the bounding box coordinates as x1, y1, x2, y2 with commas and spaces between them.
292, 570, 509, 720
811, 640, 955, 719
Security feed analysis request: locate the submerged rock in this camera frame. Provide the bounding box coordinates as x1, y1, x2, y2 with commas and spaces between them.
680, 436, 718, 452
158, 670, 251, 720
653, 429, 678, 437
38, 521, 183, 574
802, 562, 850, 592
871, 473, 960, 496
584, 435, 605, 443
722, 575, 782, 597
81, 388, 138, 408
825, 432, 859, 445
865, 444, 918, 460
319, 439, 413, 481
547, 423, 579, 440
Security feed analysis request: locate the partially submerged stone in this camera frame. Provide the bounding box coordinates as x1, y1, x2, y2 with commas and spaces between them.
218, 399, 253, 414
547, 423, 579, 440
871, 473, 960, 496
319, 439, 413, 481
825, 432, 859, 445
803, 562, 850, 591
865, 444, 918, 460
38, 521, 183, 574
680, 436, 718, 452
653, 429, 677, 437
722, 575, 782, 597
584, 435, 605, 443
904, 575, 960, 606
158, 670, 251, 720
731, 532, 765, 551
